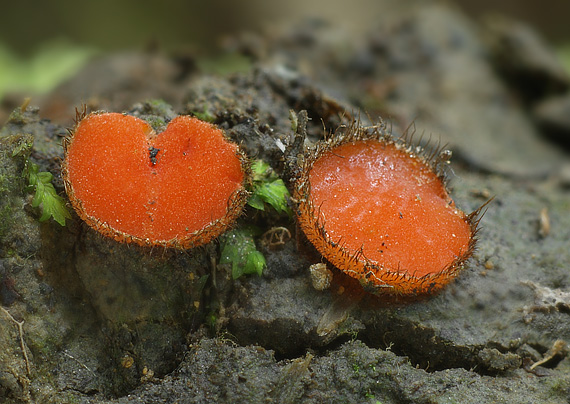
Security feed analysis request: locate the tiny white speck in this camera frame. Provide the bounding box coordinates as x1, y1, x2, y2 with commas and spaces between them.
275, 138, 286, 153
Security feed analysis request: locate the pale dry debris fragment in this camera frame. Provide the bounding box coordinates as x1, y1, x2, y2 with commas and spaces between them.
121, 355, 134, 369
140, 366, 155, 383
316, 296, 357, 338
261, 226, 292, 249
530, 339, 567, 370
309, 263, 333, 291
470, 188, 492, 199
538, 207, 551, 238
521, 280, 570, 322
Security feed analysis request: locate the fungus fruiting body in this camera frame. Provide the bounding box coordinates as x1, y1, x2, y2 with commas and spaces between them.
62, 112, 249, 248
294, 123, 480, 297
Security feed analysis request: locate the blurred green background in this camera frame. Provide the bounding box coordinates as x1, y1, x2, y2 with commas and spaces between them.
0, 0, 568, 100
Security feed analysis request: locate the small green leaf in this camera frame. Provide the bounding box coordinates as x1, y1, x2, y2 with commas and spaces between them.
31, 181, 44, 208
254, 179, 291, 215
248, 159, 292, 216
36, 171, 53, 183
247, 194, 266, 211
26, 160, 39, 185
39, 186, 71, 226
219, 227, 266, 279
25, 161, 71, 226
245, 250, 266, 277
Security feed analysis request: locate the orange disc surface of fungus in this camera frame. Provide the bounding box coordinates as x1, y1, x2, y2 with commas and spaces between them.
62, 112, 249, 248
294, 124, 480, 297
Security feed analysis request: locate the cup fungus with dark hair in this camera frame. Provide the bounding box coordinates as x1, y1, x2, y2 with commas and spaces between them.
62, 111, 249, 248
293, 121, 485, 297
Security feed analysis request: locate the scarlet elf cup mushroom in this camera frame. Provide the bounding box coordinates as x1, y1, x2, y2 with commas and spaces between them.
293, 121, 485, 297
62, 111, 249, 248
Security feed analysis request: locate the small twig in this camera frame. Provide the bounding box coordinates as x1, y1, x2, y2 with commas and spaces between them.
284, 110, 309, 181
1, 306, 31, 376
63, 350, 96, 376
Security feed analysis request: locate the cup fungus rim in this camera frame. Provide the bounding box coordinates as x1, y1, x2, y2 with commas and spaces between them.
293, 119, 489, 297
62, 108, 251, 250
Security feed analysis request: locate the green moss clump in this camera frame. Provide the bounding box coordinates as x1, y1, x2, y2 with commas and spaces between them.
191, 105, 216, 123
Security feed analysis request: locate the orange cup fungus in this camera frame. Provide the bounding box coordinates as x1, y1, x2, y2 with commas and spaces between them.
62, 111, 249, 248
294, 123, 482, 297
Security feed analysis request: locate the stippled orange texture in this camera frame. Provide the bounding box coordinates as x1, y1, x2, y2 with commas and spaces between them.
308, 140, 471, 278
65, 113, 244, 243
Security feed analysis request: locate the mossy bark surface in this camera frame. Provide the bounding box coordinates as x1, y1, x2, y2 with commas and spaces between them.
1, 2, 570, 403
